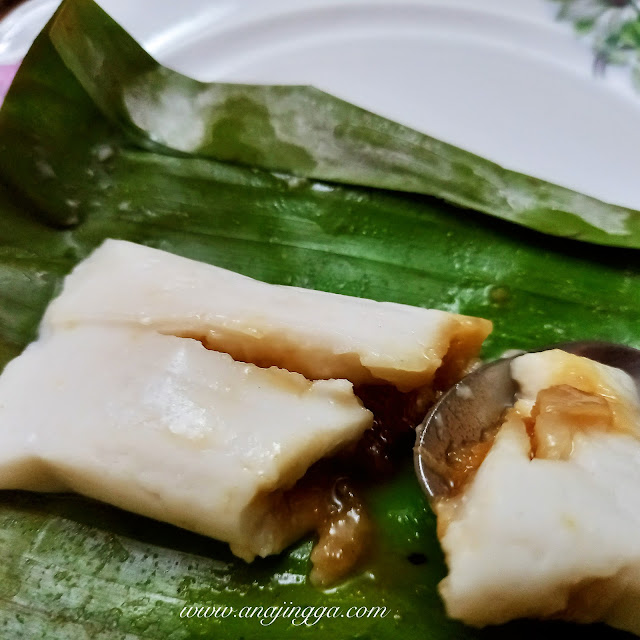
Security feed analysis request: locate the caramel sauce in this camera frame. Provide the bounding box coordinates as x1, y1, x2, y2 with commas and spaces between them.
433, 413, 503, 504
437, 383, 622, 513
266, 466, 372, 587
439, 379, 628, 497
445, 439, 495, 494
550, 357, 637, 438
526, 384, 616, 460
434, 364, 636, 542
434, 499, 455, 539
309, 481, 373, 588
352, 384, 435, 477
434, 333, 483, 392
266, 383, 436, 587
176, 335, 470, 586
433, 423, 501, 538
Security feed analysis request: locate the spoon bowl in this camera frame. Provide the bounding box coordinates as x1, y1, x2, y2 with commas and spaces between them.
414, 341, 640, 502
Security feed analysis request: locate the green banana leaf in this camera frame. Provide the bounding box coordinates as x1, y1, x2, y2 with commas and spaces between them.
0, 0, 638, 638
5, 0, 640, 248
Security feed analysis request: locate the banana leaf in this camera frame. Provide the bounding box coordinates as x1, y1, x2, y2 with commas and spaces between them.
0, 0, 638, 638
5, 0, 640, 248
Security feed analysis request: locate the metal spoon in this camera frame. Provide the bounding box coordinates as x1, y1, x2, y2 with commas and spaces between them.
414, 341, 640, 502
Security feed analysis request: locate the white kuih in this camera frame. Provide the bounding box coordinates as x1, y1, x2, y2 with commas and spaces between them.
0, 325, 371, 561
0, 239, 491, 564
438, 349, 640, 636
42, 239, 491, 391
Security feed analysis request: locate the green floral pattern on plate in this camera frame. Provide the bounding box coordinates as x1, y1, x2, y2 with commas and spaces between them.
552, 0, 640, 88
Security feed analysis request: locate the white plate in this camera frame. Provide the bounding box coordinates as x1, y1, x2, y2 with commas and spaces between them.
2, 0, 640, 209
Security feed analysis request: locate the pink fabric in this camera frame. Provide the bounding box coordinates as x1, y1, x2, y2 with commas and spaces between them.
0, 63, 20, 107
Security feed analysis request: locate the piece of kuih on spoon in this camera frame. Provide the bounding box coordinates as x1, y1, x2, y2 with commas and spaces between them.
414, 341, 640, 502
413, 340, 640, 634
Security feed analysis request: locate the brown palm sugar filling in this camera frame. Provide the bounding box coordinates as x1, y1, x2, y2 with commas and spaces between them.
524, 384, 618, 460
435, 383, 624, 540
440, 383, 621, 498
191, 333, 481, 587
267, 383, 435, 587
271, 354, 479, 588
